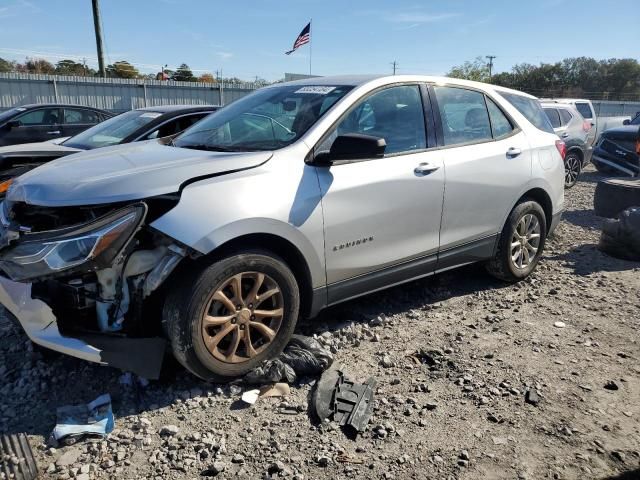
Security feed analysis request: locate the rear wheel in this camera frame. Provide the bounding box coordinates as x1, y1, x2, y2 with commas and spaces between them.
163, 251, 300, 381
486, 200, 547, 282
564, 152, 581, 188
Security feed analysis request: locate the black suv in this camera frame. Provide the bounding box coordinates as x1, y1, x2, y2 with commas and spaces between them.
593, 112, 640, 177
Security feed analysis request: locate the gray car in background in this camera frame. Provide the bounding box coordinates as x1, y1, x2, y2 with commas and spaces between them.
542, 102, 592, 188
0, 75, 564, 381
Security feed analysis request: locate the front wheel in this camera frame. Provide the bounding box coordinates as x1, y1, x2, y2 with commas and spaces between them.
564, 152, 582, 188
486, 201, 547, 282
163, 250, 300, 382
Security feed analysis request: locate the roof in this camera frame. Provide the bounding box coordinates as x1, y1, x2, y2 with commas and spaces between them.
275, 74, 538, 99
139, 104, 219, 113
12, 103, 111, 112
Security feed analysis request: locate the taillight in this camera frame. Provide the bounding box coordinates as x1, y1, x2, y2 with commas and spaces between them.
636, 139, 640, 156
555, 140, 566, 159
582, 120, 592, 132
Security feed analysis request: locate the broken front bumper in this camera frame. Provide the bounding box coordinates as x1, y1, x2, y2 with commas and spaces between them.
0, 276, 166, 378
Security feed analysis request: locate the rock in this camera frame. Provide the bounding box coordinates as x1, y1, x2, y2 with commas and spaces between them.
380, 355, 394, 368
159, 425, 180, 436
492, 437, 508, 445
460, 450, 470, 460
268, 461, 286, 474
56, 448, 81, 467
424, 402, 438, 411
611, 451, 626, 463
316, 455, 331, 467
525, 389, 541, 406
201, 461, 227, 476
76, 474, 90, 480
231, 453, 245, 464
604, 380, 619, 391
554, 321, 566, 328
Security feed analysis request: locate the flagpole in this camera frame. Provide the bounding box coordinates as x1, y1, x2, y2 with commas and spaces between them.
309, 19, 312, 75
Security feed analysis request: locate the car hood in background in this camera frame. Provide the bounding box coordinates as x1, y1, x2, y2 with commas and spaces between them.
7, 140, 272, 207
0, 141, 81, 160
600, 125, 640, 141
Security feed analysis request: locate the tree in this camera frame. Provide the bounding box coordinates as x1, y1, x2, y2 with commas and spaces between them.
106, 61, 140, 79
18, 58, 55, 74
172, 64, 195, 82
0, 57, 15, 73
446, 56, 490, 82
55, 59, 93, 76
198, 73, 216, 83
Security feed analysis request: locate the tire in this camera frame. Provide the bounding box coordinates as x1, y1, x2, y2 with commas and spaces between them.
594, 178, 640, 218
0, 433, 38, 480
486, 200, 547, 282
163, 250, 300, 382
564, 152, 582, 189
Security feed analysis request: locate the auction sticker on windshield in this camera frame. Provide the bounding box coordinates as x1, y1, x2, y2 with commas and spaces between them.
294, 86, 336, 95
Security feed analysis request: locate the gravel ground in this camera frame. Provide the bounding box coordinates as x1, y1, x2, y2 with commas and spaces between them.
1, 166, 639, 480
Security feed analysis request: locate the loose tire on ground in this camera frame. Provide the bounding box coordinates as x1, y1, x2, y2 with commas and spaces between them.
163, 250, 300, 382
486, 200, 547, 282
593, 178, 640, 218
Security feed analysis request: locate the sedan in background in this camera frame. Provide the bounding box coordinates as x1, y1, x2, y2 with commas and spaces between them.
0, 104, 112, 146
542, 102, 591, 188
0, 105, 219, 189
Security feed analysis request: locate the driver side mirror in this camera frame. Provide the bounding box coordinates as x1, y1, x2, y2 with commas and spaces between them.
5, 120, 21, 130
313, 133, 386, 166
623, 119, 631, 126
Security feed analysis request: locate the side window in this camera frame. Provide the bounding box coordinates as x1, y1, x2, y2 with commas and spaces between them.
544, 108, 561, 129
83, 110, 100, 124
486, 98, 514, 138
575, 102, 593, 120
433, 86, 492, 146
559, 109, 573, 125
15, 108, 60, 125
319, 85, 427, 156
63, 108, 84, 124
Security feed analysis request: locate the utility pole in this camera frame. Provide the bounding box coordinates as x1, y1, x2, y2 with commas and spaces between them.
391, 60, 398, 75
486, 55, 496, 82
91, 0, 106, 77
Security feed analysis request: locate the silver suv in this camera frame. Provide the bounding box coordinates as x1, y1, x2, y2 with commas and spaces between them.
0, 76, 565, 381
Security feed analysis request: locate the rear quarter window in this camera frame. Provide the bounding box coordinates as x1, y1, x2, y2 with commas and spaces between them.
500, 92, 555, 134
575, 102, 593, 120
559, 109, 573, 125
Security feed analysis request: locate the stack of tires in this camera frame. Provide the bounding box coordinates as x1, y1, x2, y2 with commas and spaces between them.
594, 178, 640, 261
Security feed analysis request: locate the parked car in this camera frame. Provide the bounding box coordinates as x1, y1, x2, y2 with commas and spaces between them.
0, 104, 112, 147
0, 75, 564, 381
541, 102, 591, 188
592, 113, 640, 177
0, 105, 219, 188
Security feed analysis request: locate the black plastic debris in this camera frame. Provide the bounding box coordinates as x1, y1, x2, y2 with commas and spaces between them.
598, 207, 640, 261
0, 433, 38, 480
243, 335, 333, 384
313, 366, 376, 437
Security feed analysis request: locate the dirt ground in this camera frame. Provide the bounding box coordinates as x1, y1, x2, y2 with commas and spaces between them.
1, 165, 639, 480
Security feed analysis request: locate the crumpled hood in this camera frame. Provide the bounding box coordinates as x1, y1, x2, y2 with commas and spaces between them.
7, 140, 272, 207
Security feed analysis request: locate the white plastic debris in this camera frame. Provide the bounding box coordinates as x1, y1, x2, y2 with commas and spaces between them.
241, 389, 260, 405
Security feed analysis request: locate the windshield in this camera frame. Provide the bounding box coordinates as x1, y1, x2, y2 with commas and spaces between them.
631, 112, 640, 126
0, 107, 24, 124
173, 84, 353, 151
63, 110, 162, 149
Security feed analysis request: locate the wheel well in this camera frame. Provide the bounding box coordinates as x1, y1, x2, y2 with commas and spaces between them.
567, 147, 583, 162
519, 188, 553, 231
207, 233, 314, 318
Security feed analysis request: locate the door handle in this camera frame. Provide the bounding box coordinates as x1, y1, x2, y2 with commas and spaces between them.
561, 133, 569, 138
414, 162, 440, 175
46, 130, 61, 135
506, 147, 521, 158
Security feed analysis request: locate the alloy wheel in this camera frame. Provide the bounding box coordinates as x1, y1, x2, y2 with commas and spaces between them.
200, 271, 284, 363
564, 155, 581, 187
510, 213, 541, 269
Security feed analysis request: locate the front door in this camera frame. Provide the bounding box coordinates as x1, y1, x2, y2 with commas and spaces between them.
3, 107, 62, 145
315, 84, 445, 303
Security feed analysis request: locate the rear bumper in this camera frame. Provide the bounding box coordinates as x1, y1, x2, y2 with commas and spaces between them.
0, 276, 166, 378
593, 147, 639, 176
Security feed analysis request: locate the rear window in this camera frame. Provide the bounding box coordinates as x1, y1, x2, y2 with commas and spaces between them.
544, 108, 561, 129
500, 92, 554, 134
575, 102, 593, 120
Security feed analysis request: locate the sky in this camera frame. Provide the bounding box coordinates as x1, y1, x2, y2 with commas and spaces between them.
0, 0, 638, 81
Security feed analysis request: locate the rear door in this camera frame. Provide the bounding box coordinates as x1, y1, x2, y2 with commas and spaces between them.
1, 107, 62, 145
432, 85, 532, 268
61, 108, 102, 137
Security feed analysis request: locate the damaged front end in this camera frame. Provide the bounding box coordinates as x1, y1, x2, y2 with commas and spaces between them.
0, 196, 189, 377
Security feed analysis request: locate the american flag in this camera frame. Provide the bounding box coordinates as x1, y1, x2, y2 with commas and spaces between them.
285, 22, 311, 55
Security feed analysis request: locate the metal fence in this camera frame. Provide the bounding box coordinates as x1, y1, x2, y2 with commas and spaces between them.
592, 100, 640, 118
0, 72, 260, 113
